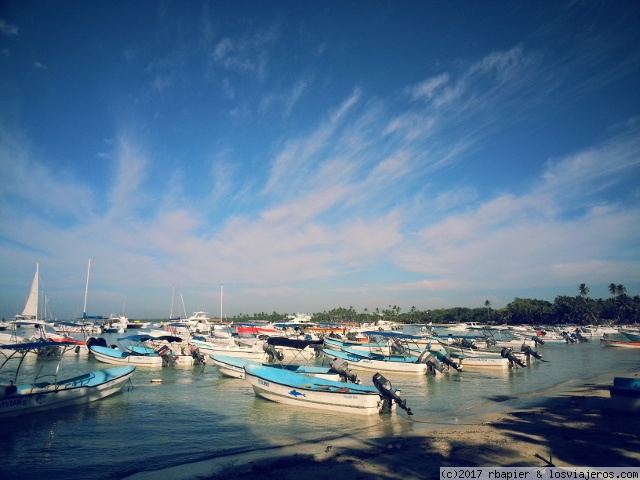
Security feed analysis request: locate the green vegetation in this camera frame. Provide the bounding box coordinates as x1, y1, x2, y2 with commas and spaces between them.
230, 284, 639, 326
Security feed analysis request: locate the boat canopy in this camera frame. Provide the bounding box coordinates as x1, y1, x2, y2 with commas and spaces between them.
1, 341, 80, 350
11, 320, 48, 327
55, 321, 90, 327
118, 334, 183, 343
362, 331, 424, 339
266, 337, 324, 349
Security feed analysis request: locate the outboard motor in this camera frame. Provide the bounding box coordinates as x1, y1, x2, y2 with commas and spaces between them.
190, 345, 206, 365
574, 331, 588, 342
263, 343, 284, 362
532, 335, 545, 346
346, 332, 359, 342
390, 338, 406, 355
417, 351, 446, 375
520, 344, 544, 361
157, 345, 176, 366
500, 347, 525, 368
86, 336, 108, 351
372, 373, 412, 415
330, 359, 361, 384
428, 349, 462, 371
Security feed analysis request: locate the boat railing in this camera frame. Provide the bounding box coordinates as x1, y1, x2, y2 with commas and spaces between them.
0, 341, 78, 393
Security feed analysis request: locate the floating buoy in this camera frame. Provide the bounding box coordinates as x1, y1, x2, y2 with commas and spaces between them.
151, 379, 162, 383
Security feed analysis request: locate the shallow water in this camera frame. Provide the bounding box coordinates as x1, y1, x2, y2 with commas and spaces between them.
0, 330, 638, 480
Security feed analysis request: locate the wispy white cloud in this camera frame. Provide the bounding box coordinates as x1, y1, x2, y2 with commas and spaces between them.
0, 19, 18, 36
210, 21, 280, 82
393, 124, 640, 293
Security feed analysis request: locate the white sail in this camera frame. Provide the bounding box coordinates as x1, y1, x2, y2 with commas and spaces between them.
18, 264, 39, 320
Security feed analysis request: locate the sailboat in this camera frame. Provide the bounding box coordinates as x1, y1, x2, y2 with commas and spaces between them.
14, 264, 40, 321
81, 259, 104, 320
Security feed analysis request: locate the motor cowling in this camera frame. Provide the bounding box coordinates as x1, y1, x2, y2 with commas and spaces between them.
532, 335, 545, 346
372, 373, 412, 415
157, 345, 176, 366
190, 345, 206, 365
500, 347, 525, 367
390, 339, 406, 355
263, 343, 284, 362
330, 359, 361, 384
520, 344, 542, 360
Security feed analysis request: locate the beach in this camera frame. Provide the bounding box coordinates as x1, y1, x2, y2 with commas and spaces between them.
125, 367, 640, 480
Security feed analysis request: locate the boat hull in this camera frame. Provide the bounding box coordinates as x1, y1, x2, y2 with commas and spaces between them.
243, 365, 387, 415
210, 354, 341, 381
457, 355, 510, 368
600, 339, 640, 348
323, 348, 428, 374
91, 345, 197, 366
0, 366, 135, 417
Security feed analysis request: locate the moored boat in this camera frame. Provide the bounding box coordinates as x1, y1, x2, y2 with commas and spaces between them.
0, 341, 135, 417
210, 354, 354, 382
600, 339, 640, 348
243, 364, 412, 416
90, 334, 206, 366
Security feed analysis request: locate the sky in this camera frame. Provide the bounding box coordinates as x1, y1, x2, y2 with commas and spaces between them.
1, 1, 639, 321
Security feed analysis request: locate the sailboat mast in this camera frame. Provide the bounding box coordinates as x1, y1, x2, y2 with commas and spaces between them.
220, 284, 223, 322
169, 285, 175, 320
35, 263, 39, 321
83, 258, 91, 316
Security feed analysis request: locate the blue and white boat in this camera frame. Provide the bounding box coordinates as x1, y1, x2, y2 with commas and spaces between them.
211, 337, 356, 381
323, 331, 461, 374
243, 364, 412, 416
0, 341, 135, 417
210, 354, 351, 381
90, 334, 205, 367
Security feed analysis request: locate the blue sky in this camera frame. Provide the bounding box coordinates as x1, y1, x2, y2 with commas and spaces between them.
1, 1, 639, 320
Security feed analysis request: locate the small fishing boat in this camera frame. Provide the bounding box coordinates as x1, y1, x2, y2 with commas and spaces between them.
0, 341, 135, 417
243, 364, 412, 416
323, 331, 461, 375
211, 355, 356, 382
211, 337, 359, 382
600, 339, 640, 348
90, 334, 206, 367
609, 377, 640, 413
189, 336, 271, 360
323, 345, 434, 374
323, 335, 390, 355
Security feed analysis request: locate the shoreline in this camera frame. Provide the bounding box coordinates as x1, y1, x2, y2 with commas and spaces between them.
124, 367, 639, 480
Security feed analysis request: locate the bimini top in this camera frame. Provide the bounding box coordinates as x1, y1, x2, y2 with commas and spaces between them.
117, 334, 183, 343
1, 340, 80, 350
361, 331, 424, 339
266, 336, 324, 349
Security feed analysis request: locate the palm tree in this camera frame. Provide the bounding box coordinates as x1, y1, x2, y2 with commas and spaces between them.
484, 300, 491, 323
616, 284, 627, 297
576, 284, 590, 324
579, 284, 589, 298
609, 283, 617, 299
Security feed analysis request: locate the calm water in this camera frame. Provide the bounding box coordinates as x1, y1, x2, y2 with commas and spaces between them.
1, 328, 638, 480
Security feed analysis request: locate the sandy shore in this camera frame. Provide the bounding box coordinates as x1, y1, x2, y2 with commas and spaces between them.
125, 368, 639, 480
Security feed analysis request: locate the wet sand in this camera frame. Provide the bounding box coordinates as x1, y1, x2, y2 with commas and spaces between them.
125, 368, 639, 480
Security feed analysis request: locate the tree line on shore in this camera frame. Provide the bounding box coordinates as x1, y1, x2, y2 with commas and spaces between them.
230, 284, 639, 326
